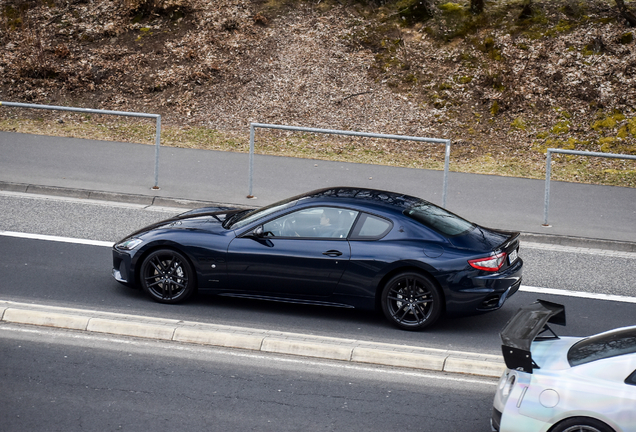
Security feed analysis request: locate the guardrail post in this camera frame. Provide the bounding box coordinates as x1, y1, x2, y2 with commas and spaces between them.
543, 150, 552, 226
443, 140, 451, 208
247, 123, 256, 198
153, 115, 161, 189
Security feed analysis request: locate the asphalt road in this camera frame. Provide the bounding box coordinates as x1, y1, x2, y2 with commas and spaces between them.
0, 323, 497, 432
1, 188, 635, 432
1, 191, 635, 354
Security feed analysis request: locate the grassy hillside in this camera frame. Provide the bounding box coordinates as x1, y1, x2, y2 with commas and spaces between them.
1, 0, 635, 186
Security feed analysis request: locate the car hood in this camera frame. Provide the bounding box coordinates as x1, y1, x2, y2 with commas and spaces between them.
119, 207, 243, 240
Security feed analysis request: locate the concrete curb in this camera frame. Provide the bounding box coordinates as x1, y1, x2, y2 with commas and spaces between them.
2, 180, 634, 252
0, 300, 505, 378
0, 180, 243, 210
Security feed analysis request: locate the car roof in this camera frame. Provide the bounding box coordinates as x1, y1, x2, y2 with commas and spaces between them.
296, 187, 425, 213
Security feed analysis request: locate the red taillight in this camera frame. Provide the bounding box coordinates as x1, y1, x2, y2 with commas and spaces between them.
468, 252, 507, 271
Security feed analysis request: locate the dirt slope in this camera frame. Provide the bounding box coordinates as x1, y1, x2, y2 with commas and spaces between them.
1, 0, 635, 185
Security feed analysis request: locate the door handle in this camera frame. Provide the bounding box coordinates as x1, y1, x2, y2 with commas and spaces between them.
322, 250, 343, 257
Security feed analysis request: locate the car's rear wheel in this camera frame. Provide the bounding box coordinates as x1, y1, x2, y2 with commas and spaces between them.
381, 272, 442, 330
551, 417, 614, 432
140, 249, 195, 304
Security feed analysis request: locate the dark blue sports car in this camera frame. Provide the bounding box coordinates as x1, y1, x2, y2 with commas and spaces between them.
112, 187, 523, 330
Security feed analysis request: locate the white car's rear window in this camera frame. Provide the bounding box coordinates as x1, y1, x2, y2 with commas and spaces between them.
568, 327, 636, 367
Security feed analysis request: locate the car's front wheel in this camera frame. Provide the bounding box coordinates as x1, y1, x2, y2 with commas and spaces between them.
381, 272, 442, 330
551, 417, 615, 432
140, 249, 195, 304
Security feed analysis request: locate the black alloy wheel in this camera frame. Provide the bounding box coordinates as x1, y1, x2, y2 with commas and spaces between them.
551, 418, 614, 432
140, 249, 195, 304
381, 272, 442, 330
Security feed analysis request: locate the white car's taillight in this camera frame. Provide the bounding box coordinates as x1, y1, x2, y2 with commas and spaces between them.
494, 371, 518, 408
501, 373, 516, 399
468, 252, 506, 271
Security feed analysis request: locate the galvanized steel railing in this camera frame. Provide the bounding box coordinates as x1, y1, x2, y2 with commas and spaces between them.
0, 101, 162, 189
544, 148, 636, 226
248, 123, 452, 207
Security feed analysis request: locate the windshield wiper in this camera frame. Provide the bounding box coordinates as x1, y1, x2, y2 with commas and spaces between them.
222, 209, 251, 229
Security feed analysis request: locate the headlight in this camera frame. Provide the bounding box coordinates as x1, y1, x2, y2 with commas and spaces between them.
115, 238, 143, 250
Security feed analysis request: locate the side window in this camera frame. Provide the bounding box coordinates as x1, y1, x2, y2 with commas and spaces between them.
626, 370, 636, 386
350, 213, 392, 240
262, 207, 358, 239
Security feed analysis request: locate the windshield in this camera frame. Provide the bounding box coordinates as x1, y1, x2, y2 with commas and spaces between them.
226, 199, 299, 230
403, 202, 474, 236
568, 327, 636, 367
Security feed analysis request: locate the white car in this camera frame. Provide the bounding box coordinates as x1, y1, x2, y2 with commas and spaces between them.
492, 300, 636, 432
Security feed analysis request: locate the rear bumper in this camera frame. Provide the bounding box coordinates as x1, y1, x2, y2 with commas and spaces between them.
445, 258, 523, 314
491, 408, 502, 431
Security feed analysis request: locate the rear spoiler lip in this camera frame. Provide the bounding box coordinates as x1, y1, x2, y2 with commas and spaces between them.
500, 300, 566, 373
477, 229, 520, 252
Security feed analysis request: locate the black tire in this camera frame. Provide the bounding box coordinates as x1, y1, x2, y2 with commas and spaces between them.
550, 418, 614, 432
380, 272, 442, 330
139, 249, 195, 304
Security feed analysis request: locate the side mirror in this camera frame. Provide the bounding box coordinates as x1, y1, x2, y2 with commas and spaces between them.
252, 226, 264, 238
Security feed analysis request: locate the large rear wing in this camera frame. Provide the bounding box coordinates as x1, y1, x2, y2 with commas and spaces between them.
499, 300, 566, 373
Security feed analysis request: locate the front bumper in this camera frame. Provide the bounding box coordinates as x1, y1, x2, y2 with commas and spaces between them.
112, 248, 134, 285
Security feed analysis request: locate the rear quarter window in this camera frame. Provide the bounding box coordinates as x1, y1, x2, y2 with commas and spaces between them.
350, 213, 392, 240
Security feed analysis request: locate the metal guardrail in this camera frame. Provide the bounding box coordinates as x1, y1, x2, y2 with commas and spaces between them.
0, 101, 162, 189
248, 123, 452, 207
544, 148, 636, 225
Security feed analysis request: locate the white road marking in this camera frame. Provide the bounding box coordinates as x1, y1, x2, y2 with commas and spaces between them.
0, 324, 497, 385
520, 285, 636, 304
0, 230, 114, 247
522, 241, 636, 259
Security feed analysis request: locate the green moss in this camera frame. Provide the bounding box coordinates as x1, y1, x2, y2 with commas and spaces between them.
536, 131, 549, 139
457, 75, 473, 84
592, 110, 625, 130
550, 120, 570, 135
599, 136, 617, 153
511, 117, 526, 130
563, 137, 578, 150
438, 2, 464, 14
490, 101, 499, 116
554, 107, 572, 119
